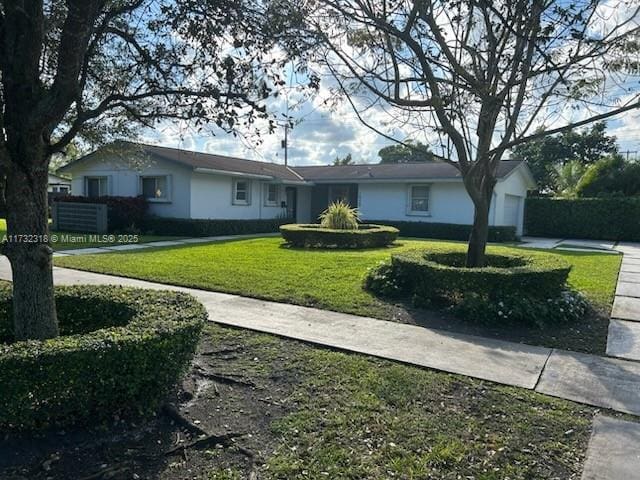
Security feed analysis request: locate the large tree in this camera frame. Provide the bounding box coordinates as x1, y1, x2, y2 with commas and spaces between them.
511, 121, 619, 191
0, 0, 286, 340
287, 0, 640, 266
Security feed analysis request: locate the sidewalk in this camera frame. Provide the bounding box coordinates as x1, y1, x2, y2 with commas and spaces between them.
52, 232, 279, 257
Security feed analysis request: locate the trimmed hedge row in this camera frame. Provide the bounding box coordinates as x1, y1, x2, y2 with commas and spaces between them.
390, 247, 571, 301
280, 224, 399, 248
524, 197, 640, 241
142, 216, 290, 237
364, 220, 518, 242
0, 285, 206, 430
55, 195, 148, 231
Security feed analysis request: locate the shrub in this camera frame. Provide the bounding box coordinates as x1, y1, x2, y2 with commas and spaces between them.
576, 154, 640, 197
524, 197, 640, 240
0, 285, 206, 430
55, 195, 148, 232
452, 289, 588, 327
142, 216, 289, 237
280, 223, 399, 249
364, 245, 575, 326
319, 201, 360, 229
364, 220, 517, 242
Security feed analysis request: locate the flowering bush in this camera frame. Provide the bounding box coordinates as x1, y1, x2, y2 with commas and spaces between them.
452, 289, 589, 327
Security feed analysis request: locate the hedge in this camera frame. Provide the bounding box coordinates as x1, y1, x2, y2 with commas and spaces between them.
142, 216, 290, 237
55, 195, 148, 231
383, 244, 571, 300
364, 220, 517, 243
0, 285, 206, 430
524, 197, 640, 241
280, 223, 399, 248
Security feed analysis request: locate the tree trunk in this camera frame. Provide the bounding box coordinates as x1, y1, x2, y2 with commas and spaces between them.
4, 153, 58, 341
466, 197, 491, 268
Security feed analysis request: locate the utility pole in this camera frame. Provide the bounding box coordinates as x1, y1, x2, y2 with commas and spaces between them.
281, 123, 289, 166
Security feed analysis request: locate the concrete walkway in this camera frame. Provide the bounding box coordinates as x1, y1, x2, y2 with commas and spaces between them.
607, 242, 640, 362
52, 232, 278, 257
2, 258, 640, 419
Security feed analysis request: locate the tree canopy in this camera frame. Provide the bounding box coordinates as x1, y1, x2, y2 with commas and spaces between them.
378, 141, 433, 164
511, 122, 619, 191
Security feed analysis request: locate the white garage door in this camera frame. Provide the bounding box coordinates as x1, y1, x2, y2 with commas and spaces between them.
504, 194, 521, 227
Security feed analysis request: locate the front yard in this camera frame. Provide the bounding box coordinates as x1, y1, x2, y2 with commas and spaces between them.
0, 324, 599, 479
54, 236, 622, 354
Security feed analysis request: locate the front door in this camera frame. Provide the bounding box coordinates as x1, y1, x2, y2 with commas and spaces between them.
285, 187, 297, 221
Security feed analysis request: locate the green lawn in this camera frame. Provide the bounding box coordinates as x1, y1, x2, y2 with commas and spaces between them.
204, 324, 595, 479
0, 219, 181, 250
55, 236, 621, 315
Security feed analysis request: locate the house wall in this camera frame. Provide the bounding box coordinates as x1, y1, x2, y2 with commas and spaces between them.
493, 167, 529, 235
67, 156, 192, 218
189, 172, 290, 220
357, 181, 496, 226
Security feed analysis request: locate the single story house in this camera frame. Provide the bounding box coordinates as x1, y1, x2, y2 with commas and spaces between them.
48, 173, 72, 194
59, 142, 536, 234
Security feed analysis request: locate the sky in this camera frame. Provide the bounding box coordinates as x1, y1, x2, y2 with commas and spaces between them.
141, 90, 640, 166
140, 0, 640, 166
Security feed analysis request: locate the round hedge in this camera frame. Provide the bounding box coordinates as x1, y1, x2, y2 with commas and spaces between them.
0, 285, 206, 430
389, 246, 572, 300
280, 223, 399, 248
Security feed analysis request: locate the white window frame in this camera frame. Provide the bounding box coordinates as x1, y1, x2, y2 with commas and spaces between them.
139, 175, 172, 202
407, 184, 431, 216
264, 183, 279, 207
232, 179, 251, 206
85, 176, 109, 198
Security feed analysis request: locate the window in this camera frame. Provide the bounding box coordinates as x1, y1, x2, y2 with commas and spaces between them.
233, 179, 251, 205
264, 184, 279, 206
408, 185, 430, 215
328, 185, 351, 204
140, 176, 170, 201
85, 177, 108, 198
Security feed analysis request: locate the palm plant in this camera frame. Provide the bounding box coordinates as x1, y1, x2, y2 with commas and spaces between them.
319, 200, 360, 229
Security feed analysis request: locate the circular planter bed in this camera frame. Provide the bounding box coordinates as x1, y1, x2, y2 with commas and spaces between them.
365, 246, 581, 326
280, 223, 399, 248
391, 248, 572, 299
0, 285, 206, 430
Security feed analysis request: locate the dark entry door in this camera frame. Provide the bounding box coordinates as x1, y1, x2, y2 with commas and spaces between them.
285, 187, 297, 221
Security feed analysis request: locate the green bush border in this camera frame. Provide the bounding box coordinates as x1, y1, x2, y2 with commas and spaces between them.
142, 216, 289, 237
280, 223, 399, 248
364, 220, 517, 242
524, 197, 640, 241
0, 285, 206, 430
389, 245, 571, 300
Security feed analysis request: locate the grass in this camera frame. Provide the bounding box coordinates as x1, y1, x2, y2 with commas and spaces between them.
0, 219, 181, 251
0, 322, 602, 478
202, 324, 596, 479
54, 236, 621, 315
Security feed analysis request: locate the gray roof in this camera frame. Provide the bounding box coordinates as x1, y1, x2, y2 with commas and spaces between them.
292, 161, 522, 181
63, 142, 525, 183
124, 142, 304, 182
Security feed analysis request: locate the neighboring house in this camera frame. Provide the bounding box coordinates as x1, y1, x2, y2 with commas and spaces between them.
58, 142, 536, 234
48, 173, 72, 194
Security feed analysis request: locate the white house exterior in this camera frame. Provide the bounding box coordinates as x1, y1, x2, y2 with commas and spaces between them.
59, 142, 536, 235
48, 173, 72, 194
